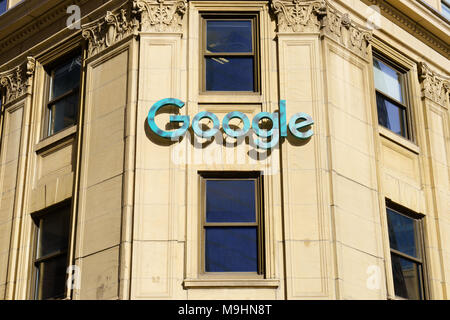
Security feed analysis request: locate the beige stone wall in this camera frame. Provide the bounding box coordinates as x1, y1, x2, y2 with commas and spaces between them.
0, 0, 448, 300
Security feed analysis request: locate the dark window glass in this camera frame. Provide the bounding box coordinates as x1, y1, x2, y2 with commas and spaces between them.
387, 208, 417, 258
202, 176, 262, 274
36, 254, 68, 300
0, 0, 7, 15
373, 56, 411, 139
205, 227, 258, 272
34, 205, 71, 300
46, 54, 81, 137
376, 92, 407, 137
386, 206, 426, 300
51, 59, 81, 99
37, 208, 70, 258
49, 93, 78, 134
206, 180, 256, 223
391, 254, 423, 300
207, 20, 252, 53
203, 18, 257, 92
205, 57, 254, 91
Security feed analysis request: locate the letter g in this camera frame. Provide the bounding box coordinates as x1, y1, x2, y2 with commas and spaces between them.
147, 98, 189, 139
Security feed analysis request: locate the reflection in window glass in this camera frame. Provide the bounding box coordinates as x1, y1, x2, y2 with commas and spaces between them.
0, 0, 7, 15
372, 55, 411, 139
373, 58, 403, 103
386, 206, 425, 300
203, 18, 257, 92
203, 176, 261, 273
206, 180, 256, 223
376, 92, 407, 137
47, 54, 81, 136
387, 208, 417, 258
442, 1, 450, 20
207, 20, 253, 53
205, 57, 254, 91
51, 59, 81, 100
34, 205, 71, 300
205, 227, 258, 272
391, 254, 423, 300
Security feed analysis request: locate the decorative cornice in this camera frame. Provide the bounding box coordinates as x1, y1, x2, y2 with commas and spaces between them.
0, 57, 35, 106
363, 0, 449, 59
271, 0, 327, 33
271, 0, 373, 59
132, 0, 187, 33
418, 62, 450, 107
82, 5, 139, 58
0, 0, 87, 59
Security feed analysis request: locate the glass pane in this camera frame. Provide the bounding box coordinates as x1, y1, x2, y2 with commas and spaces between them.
206, 180, 256, 223
391, 254, 423, 300
442, 2, 450, 20
373, 58, 403, 103
206, 57, 254, 91
205, 227, 258, 272
207, 20, 252, 53
49, 92, 78, 135
376, 93, 407, 137
0, 0, 7, 15
38, 207, 70, 258
37, 254, 68, 300
387, 208, 418, 258
50, 55, 81, 99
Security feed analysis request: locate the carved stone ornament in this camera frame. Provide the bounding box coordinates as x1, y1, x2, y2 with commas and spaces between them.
271, 0, 372, 59
418, 62, 450, 107
133, 0, 187, 33
0, 57, 36, 106
82, 1, 188, 57
82, 6, 139, 58
271, 0, 327, 33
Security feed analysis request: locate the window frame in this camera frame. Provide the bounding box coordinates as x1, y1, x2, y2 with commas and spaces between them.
385, 200, 429, 300
372, 51, 414, 141
200, 12, 261, 95
42, 50, 82, 139
198, 171, 265, 278
31, 200, 72, 300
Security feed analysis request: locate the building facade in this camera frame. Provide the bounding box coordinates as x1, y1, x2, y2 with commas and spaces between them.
0, 0, 449, 300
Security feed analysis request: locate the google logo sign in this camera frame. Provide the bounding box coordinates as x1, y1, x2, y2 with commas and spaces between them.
147, 98, 314, 149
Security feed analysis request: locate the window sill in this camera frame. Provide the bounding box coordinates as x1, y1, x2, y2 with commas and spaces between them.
378, 126, 420, 155
34, 125, 77, 154
183, 278, 280, 289
198, 93, 263, 104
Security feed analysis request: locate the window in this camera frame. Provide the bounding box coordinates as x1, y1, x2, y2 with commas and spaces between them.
386, 204, 427, 300
0, 0, 7, 15
373, 54, 412, 140
200, 172, 263, 275
442, 1, 450, 20
201, 14, 259, 92
44, 52, 81, 137
32, 203, 71, 300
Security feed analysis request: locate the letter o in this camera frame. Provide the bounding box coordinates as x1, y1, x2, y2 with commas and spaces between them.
192, 111, 220, 138
222, 111, 250, 138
